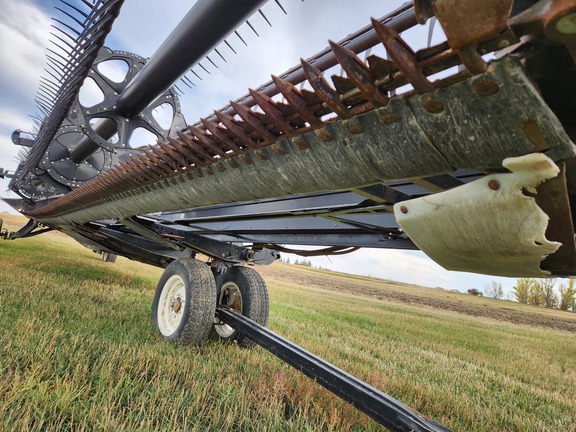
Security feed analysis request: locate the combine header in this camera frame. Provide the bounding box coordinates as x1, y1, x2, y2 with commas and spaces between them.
2, 0, 576, 429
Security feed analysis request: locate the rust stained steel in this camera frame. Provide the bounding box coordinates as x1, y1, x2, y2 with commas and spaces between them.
230, 100, 278, 145
413, 0, 435, 25
176, 131, 214, 162
271, 75, 325, 130
213, 110, 268, 159
188, 125, 228, 158
328, 40, 389, 108
201, 119, 243, 154
371, 20, 435, 95
200, 118, 253, 165
200, 2, 417, 124
509, 0, 576, 59
168, 136, 206, 167
300, 60, 352, 119
157, 140, 188, 170
249, 89, 296, 136
25, 3, 570, 220
431, 0, 514, 74
149, 144, 178, 171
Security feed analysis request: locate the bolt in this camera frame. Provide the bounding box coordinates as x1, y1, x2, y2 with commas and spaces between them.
421, 94, 444, 113
272, 145, 286, 156
488, 180, 500, 190
345, 119, 363, 134
473, 79, 499, 96
315, 127, 333, 142
240, 154, 253, 165
293, 137, 309, 150
254, 149, 269, 160
378, 108, 399, 123
400, 205, 408, 214
124, 118, 129, 122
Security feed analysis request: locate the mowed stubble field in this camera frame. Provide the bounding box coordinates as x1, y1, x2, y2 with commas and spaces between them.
0, 213, 575, 431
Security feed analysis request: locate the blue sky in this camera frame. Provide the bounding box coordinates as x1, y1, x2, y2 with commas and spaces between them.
0, 0, 521, 294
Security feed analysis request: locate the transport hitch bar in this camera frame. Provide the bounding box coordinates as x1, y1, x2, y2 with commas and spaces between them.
217, 306, 451, 432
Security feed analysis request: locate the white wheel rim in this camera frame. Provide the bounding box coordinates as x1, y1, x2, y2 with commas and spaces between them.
215, 281, 242, 338
158, 274, 186, 336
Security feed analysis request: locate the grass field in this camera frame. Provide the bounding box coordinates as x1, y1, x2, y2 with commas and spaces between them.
1, 213, 575, 431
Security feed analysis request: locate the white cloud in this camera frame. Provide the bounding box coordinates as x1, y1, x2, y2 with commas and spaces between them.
0, 0, 51, 95
0, 108, 36, 132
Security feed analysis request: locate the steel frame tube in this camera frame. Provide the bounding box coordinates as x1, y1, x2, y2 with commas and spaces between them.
69, 118, 117, 163
116, 0, 268, 117
218, 306, 452, 432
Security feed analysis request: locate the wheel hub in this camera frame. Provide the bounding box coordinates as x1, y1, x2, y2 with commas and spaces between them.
157, 274, 186, 336
215, 281, 242, 338
172, 297, 182, 313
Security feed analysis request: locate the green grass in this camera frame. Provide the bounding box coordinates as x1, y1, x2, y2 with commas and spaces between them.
0, 214, 575, 431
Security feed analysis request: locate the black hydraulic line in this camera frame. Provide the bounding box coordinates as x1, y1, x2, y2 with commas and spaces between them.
217, 307, 452, 432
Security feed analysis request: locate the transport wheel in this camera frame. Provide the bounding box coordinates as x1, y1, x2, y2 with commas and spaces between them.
101, 252, 117, 263
152, 258, 217, 345
212, 266, 269, 348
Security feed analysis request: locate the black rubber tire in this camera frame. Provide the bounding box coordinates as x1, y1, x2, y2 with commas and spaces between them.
101, 252, 117, 263
151, 259, 217, 345
211, 266, 269, 348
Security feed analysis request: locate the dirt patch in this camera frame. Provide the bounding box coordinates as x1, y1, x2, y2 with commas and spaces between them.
260, 265, 576, 333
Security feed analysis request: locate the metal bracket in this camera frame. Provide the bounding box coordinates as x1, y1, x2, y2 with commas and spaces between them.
121, 217, 184, 251
217, 306, 452, 432
132, 216, 278, 265
3, 218, 53, 240
432, 0, 514, 73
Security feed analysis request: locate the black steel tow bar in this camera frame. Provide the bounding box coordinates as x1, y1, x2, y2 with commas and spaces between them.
217, 307, 452, 432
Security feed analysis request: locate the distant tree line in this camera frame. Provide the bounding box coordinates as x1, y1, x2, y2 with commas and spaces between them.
279, 257, 314, 267
279, 255, 576, 312
467, 278, 576, 312
512, 278, 576, 311
467, 282, 503, 298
